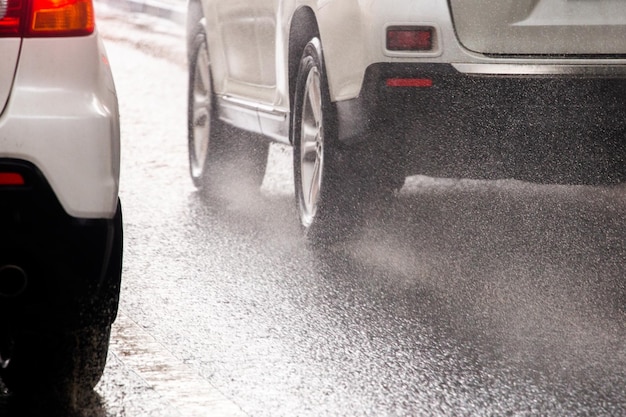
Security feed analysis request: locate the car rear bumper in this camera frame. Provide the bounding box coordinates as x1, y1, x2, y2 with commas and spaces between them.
336, 63, 626, 183
0, 159, 122, 331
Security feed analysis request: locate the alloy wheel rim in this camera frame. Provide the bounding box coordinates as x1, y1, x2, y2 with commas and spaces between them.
190, 43, 211, 178
299, 67, 324, 228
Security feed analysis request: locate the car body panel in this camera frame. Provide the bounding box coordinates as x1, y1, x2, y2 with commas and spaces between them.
448, 0, 626, 55
202, 0, 276, 105
0, 33, 120, 219
216, 0, 260, 86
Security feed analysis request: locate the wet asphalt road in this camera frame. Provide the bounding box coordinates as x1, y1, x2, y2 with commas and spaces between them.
4, 7, 626, 416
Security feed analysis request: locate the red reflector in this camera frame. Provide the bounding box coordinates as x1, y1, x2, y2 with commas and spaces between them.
387, 27, 433, 51
0, 172, 25, 185
386, 78, 433, 88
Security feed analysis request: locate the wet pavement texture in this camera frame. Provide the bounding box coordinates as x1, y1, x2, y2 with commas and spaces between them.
2, 6, 626, 416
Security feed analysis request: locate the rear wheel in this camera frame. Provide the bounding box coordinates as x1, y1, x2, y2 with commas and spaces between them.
0, 202, 123, 399
0, 324, 111, 400
292, 39, 369, 244
188, 22, 268, 193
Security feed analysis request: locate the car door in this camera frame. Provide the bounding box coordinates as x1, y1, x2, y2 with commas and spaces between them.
252, 0, 279, 106
213, 0, 262, 99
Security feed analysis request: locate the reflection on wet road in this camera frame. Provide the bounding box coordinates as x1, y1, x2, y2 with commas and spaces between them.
2, 7, 625, 416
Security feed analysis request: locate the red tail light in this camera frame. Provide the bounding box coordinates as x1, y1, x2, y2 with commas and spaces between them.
0, 0, 94, 37
0, 172, 25, 185
0, 0, 23, 36
28, 0, 94, 36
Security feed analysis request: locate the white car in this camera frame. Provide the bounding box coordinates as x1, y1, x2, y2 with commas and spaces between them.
0, 0, 121, 397
186, 0, 626, 242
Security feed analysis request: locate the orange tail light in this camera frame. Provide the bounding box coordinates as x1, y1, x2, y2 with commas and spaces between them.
0, 0, 94, 37
28, 0, 94, 36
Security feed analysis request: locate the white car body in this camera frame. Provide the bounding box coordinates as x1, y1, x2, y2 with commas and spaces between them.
194, 0, 626, 145
0, 35, 120, 219
188, 0, 626, 242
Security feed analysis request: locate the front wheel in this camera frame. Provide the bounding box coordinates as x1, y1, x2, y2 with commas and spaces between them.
188, 23, 219, 189
188, 22, 269, 194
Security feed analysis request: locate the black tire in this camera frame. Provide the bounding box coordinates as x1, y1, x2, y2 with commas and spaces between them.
93, 198, 123, 327
0, 324, 111, 400
0, 202, 122, 398
292, 39, 368, 245
187, 22, 269, 194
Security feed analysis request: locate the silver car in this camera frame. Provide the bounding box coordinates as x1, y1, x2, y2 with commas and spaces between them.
186, 0, 626, 242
